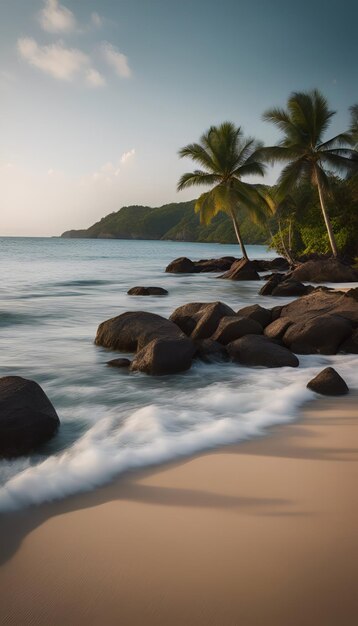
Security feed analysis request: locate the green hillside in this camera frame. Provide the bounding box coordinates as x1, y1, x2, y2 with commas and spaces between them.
61, 200, 267, 244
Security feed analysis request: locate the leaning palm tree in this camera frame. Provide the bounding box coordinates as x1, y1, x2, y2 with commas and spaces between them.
262, 90, 358, 257
177, 122, 272, 260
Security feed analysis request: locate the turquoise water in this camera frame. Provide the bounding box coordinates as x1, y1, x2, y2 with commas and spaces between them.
0, 237, 357, 511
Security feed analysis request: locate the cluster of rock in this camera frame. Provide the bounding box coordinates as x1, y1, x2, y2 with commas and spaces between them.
95, 289, 358, 377
165, 256, 289, 275
166, 255, 358, 289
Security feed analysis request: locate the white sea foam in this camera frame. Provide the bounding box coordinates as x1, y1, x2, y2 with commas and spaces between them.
1, 354, 357, 512
0, 238, 357, 513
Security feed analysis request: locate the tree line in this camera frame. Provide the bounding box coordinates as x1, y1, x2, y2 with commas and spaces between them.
177, 90, 358, 261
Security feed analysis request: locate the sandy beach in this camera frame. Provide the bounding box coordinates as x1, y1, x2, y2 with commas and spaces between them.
0, 392, 357, 626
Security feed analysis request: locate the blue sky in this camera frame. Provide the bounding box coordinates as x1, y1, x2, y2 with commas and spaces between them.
1, 0, 357, 235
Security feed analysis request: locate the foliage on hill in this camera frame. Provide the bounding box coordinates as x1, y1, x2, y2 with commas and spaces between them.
61, 200, 267, 244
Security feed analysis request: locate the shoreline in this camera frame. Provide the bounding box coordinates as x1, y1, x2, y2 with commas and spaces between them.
1, 391, 357, 625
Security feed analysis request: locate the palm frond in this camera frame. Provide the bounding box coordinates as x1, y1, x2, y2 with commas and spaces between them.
194, 188, 222, 225
276, 159, 313, 199
177, 171, 222, 191
178, 143, 216, 172
319, 150, 358, 177
318, 132, 352, 150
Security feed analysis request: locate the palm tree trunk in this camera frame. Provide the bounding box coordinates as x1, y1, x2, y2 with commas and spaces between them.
230, 208, 249, 260
316, 176, 338, 258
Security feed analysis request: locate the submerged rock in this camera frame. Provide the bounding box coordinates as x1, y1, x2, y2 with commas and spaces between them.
0, 376, 60, 458
251, 257, 290, 272
227, 335, 299, 368
127, 286, 168, 296
95, 311, 185, 352
259, 273, 284, 295
165, 256, 236, 273
260, 274, 311, 297
165, 257, 199, 273
271, 279, 311, 297
307, 367, 349, 396
107, 358, 131, 368
193, 339, 228, 362
219, 258, 261, 281
130, 337, 196, 375
96, 311, 196, 375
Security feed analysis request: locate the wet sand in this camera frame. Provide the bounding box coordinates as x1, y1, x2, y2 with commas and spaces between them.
0, 392, 357, 625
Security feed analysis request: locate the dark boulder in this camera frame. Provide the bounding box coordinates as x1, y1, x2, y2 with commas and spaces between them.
290, 258, 358, 283
0, 376, 60, 458
264, 317, 293, 340
219, 258, 261, 281
193, 339, 228, 362
279, 289, 358, 325
195, 257, 236, 272
165, 256, 237, 274
169, 302, 206, 335
265, 257, 290, 271
271, 305, 284, 321
227, 335, 299, 368
282, 314, 352, 355
127, 286, 168, 296
130, 337, 196, 375
170, 301, 236, 339
346, 287, 358, 301
339, 329, 358, 354
107, 358, 131, 368
271, 279, 311, 297
307, 367, 349, 396
211, 316, 262, 345
165, 257, 198, 273
259, 273, 284, 295
95, 311, 185, 352
251, 257, 290, 272
236, 304, 272, 328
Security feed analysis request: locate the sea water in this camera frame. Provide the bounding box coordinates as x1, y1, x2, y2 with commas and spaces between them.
0, 237, 357, 511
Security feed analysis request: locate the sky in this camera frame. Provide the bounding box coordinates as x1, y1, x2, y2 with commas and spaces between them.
0, 0, 357, 236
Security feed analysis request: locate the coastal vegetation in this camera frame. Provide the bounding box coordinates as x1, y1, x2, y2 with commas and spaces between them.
261, 90, 357, 257
63, 90, 358, 261
177, 122, 272, 259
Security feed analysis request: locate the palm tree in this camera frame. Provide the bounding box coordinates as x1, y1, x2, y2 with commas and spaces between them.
177, 122, 272, 260
262, 90, 358, 257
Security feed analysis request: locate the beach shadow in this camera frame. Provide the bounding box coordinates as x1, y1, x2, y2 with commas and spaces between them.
222, 422, 358, 462
0, 480, 291, 567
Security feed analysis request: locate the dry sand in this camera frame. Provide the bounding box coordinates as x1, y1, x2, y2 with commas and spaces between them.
0, 392, 357, 626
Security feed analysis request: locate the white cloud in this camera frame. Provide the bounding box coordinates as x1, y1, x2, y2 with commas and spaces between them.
101, 42, 131, 78
91, 12, 103, 28
120, 148, 135, 164
17, 37, 89, 81
91, 161, 121, 182
90, 152, 135, 182
85, 67, 106, 87
39, 0, 76, 34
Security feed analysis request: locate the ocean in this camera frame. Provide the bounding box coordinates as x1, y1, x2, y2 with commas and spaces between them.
0, 237, 357, 511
